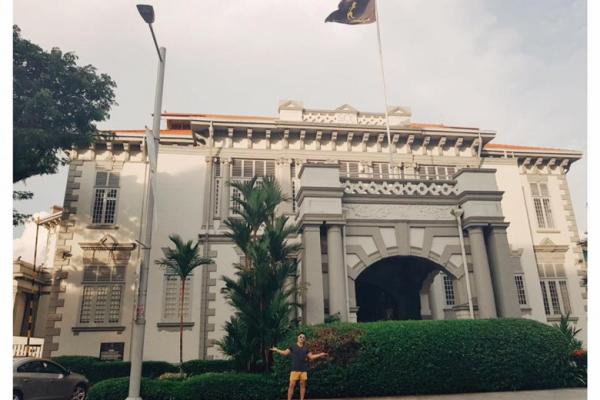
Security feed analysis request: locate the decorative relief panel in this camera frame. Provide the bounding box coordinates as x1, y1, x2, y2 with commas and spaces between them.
345, 204, 455, 221
342, 179, 458, 197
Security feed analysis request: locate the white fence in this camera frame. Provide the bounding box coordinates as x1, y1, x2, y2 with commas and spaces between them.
13, 336, 44, 358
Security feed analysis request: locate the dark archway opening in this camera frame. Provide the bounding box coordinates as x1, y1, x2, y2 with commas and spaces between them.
356, 256, 439, 322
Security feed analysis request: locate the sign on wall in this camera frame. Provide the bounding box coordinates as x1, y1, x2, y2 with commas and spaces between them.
99, 342, 125, 361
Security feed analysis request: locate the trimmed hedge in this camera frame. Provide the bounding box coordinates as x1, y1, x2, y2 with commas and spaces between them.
181, 359, 234, 376
52, 356, 232, 385
88, 373, 278, 400
272, 319, 572, 398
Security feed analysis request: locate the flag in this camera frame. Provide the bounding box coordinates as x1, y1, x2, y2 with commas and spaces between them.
325, 0, 376, 25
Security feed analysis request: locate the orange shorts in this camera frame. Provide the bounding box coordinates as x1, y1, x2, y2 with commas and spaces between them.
290, 371, 308, 381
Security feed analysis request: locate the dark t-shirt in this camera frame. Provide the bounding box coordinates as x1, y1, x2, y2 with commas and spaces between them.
288, 344, 310, 372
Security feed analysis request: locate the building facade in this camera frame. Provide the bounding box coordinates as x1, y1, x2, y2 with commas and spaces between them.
13, 208, 62, 357
42, 100, 586, 361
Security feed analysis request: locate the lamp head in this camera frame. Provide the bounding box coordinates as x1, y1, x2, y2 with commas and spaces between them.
136, 4, 155, 24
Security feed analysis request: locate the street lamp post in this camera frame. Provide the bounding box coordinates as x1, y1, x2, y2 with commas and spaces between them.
127, 5, 166, 400
451, 208, 475, 319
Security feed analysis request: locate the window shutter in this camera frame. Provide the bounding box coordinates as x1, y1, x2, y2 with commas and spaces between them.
348, 162, 359, 178
530, 183, 540, 196
107, 172, 120, 187
232, 159, 242, 177
243, 160, 253, 178
265, 160, 275, 177
255, 160, 265, 177
95, 172, 108, 186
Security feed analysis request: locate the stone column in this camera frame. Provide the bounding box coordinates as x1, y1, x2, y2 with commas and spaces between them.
326, 225, 348, 321
468, 227, 498, 318
428, 274, 442, 320
486, 227, 521, 318
220, 158, 231, 220
302, 225, 325, 324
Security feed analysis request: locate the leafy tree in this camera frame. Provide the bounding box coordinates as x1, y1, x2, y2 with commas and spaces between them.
217, 177, 301, 372
155, 235, 213, 374
13, 25, 116, 223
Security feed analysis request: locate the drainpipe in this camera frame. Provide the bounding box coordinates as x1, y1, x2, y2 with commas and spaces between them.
451, 207, 474, 319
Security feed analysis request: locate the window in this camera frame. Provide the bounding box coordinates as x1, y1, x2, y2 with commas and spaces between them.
79, 265, 124, 325
162, 274, 192, 322
442, 273, 455, 306
530, 182, 554, 229
514, 274, 528, 305
372, 162, 391, 179
92, 171, 120, 224
339, 161, 360, 178
418, 165, 456, 180
537, 262, 571, 316
230, 159, 275, 214
17, 361, 44, 373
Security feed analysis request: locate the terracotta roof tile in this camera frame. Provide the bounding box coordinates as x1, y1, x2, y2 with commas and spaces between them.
162, 113, 275, 122
484, 143, 578, 153
110, 129, 192, 136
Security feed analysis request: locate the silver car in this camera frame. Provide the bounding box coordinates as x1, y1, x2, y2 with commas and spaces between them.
13, 358, 89, 400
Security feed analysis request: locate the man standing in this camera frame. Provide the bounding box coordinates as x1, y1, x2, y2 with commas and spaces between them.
271, 332, 328, 400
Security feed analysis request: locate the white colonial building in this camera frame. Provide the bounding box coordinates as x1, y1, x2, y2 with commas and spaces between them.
40, 100, 587, 361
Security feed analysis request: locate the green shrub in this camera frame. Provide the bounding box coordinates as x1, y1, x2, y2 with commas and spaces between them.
52, 356, 177, 385
88, 377, 179, 400
181, 359, 234, 376
272, 319, 572, 398
88, 373, 279, 400
176, 373, 278, 400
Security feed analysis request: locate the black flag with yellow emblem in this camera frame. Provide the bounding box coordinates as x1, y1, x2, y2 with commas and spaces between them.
325, 0, 376, 25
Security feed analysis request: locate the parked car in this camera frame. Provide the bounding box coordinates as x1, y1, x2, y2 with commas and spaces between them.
13, 358, 89, 400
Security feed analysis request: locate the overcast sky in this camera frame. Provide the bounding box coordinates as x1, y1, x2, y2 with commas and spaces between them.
13, 0, 587, 237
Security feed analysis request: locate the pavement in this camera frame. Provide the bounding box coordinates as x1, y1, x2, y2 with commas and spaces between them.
313, 388, 586, 400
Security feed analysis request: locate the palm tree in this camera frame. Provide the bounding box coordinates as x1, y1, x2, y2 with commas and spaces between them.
155, 234, 213, 374
218, 177, 301, 371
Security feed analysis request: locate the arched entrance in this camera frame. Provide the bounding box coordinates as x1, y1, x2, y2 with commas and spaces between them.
356, 256, 444, 322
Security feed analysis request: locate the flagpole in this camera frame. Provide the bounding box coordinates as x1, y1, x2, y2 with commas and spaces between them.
374, 0, 394, 174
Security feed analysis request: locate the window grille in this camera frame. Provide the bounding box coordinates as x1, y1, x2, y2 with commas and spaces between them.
291, 162, 298, 213
230, 159, 275, 214
213, 158, 222, 218
442, 273, 455, 306
537, 262, 570, 315
162, 274, 192, 322
92, 171, 119, 224
79, 265, 125, 325
372, 162, 391, 179
418, 165, 456, 180
514, 274, 528, 305
530, 182, 554, 228
339, 161, 360, 178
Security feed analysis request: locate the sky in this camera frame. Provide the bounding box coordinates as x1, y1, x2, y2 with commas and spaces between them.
13, 0, 587, 236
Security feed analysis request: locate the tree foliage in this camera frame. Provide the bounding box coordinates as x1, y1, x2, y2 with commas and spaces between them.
217, 177, 301, 372
155, 235, 213, 373
13, 24, 116, 183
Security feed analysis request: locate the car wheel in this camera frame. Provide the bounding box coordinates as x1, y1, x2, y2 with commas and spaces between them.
70, 385, 86, 400
13, 391, 22, 400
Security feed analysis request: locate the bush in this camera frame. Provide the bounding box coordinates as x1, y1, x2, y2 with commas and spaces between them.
88, 373, 279, 400
177, 373, 278, 400
52, 356, 177, 385
88, 377, 179, 400
272, 319, 572, 398
181, 359, 234, 376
